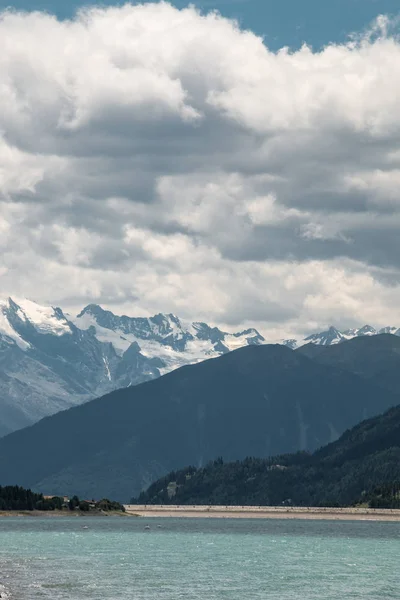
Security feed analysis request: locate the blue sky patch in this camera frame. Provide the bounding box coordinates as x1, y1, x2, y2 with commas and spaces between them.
1, 0, 398, 49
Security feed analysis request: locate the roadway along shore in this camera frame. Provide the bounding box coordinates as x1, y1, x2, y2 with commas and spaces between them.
124, 505, 400, 521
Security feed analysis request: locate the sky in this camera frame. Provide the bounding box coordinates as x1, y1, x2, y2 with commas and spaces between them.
1, 0, 400, 340
1, 0, 399, 49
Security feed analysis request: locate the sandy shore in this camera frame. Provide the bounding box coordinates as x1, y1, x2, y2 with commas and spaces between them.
2, 506, 399, 521
124, 504, 400, 521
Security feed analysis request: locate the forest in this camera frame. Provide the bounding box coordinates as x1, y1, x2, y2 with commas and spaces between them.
0, 485, 125, 512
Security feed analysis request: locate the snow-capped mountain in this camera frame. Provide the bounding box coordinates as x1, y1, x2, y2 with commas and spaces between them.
73, 304, 264, 373
1, 295, 400, 438
0, 298, 264, 436
282, 324, 400, 349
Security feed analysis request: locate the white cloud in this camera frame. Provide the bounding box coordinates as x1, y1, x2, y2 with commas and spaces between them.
1, 2, 400, 338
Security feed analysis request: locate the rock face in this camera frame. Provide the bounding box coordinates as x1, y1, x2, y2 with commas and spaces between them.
0, 341, 397, 501
0, 298, 264, 435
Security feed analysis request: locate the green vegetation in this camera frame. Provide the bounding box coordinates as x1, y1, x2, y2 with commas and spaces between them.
0, 485, 125, 512
0, 485, 45, 511
359, 482, 400, 509
97, 498, 126, 511
66, 495, 126, 513
133, 404, 400, 507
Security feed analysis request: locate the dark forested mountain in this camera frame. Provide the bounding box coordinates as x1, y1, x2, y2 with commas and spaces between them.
0, 343, 397, 501
134, 404, 400, 507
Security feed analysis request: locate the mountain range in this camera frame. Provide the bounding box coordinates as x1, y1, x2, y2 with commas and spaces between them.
0, 297, 263, 436
283, 324, 400, 349
0, 334, 398, 501
1, 297, 400, 437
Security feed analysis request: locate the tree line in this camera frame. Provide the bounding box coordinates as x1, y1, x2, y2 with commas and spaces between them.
0, 485, 125, 512
0, 485, 44, 511
132, 447, 400, 508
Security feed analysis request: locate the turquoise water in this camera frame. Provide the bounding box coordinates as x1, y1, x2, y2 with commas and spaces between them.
0, 517, 399, 599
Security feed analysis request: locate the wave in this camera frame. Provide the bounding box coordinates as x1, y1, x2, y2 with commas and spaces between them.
0, 582, 10, 598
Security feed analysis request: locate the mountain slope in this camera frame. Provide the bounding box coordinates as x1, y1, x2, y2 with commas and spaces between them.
0, 298, 263, 435
297, 334, 400, 394
135, 404, 400, 507
0, 343, 397, 501
0, 298, 162, 435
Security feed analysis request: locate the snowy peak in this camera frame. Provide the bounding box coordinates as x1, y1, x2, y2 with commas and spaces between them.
343, 324, 377, 338
356, 325, 376, 336
0, 297, 72, 347
150, 313, 183, 337
11, 297, 72, 337
73, 304, 265, 371
281, 339, 298, 350
0, 298, 31, 349
378, 326, 400, 335
191, 322, 225, 343
233, 328, 264, 341
77, 305, 189, 345
304, 326, 345, 346
292, 323, 400, 349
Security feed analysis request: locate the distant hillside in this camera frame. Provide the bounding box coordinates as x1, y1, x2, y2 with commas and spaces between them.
0, 341, 397, 501
134, 404, 400, 507
297, 334, 400, 393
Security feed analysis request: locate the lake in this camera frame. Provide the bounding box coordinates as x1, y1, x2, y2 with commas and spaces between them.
0, 517, 399, 599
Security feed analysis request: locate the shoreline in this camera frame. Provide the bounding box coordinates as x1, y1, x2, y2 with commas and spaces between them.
2, 506, 400, 521
0, 509, 129, 518
124, 504, 400, 521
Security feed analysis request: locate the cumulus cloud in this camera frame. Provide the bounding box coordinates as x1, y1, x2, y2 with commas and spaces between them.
1, 2, 400, 339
